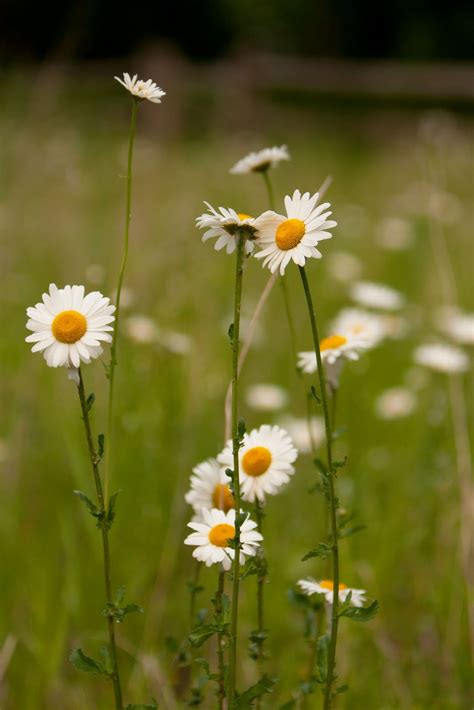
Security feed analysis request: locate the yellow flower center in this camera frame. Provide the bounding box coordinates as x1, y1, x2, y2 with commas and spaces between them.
52, 310, 87, 344
320, 579, 347, 591
208, 523, 235, 547
275, 218, 306, 250
212, 483, 235, 513
320, 334, 347, 352
237, 213, 252, 221
242, 446, 272, 477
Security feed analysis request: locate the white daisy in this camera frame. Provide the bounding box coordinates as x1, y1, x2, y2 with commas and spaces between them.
230, 145, 290, 174
196, 203, 260, 255
375, 387, 417, 420
184, 508, 262, 570
298, 579, 367, 607
26, 284, 115, 369
245, 383, 288, 411
185, 458, 234, 515
436, 307, 474, 346
125, 315, 159, 344
350, 281, 404, 311
114, 73, 165, 103
414, 343, 469, 374
218, 424, 298, 503
254, 189, 337, 275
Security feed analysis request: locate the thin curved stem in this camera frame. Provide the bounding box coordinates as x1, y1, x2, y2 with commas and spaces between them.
216, 571, 226, 710
77, 369, 123, 709
254, 501, 267, 710
298, 266, 339, 709
104, 98, 138, 506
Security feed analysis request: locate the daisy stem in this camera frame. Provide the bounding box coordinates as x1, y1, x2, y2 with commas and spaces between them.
228, 232, 246, 706
104, 97, 138, 507
77, 368, 123, 710
298, 266, 339, 709
255, 501, 266, 710
261, 170, 275, 210
215, 570, 226, 710
189, 560, 202, 625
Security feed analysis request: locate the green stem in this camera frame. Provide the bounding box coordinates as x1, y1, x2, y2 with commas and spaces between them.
298, 266, 339, 710
228, 233, 246, 706
77, 369, 123, 710
104, 97, 138, 506
330, 387, 337, 434
255, 501, 266, 710
261, 170, 275, 210
189, 559, 202, 625
216, 570, 226, 710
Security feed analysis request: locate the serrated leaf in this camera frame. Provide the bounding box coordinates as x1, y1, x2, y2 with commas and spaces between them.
70, 648, 108, 676
106, 490, 121, 529
188, 624, 220, 647
121, 603, 144, 618
73, 490, 99, 517
339, 599, 379, 622
235, 675, 276, 708
301, 542, 333, 561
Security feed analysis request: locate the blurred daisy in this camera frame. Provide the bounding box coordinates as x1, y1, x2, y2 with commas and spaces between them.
26, 284, 114, 369
414, 343, 469, 374
230, 145, 290, 174
254, 189, 337, 275
245, 383, 288, 411
196, 203, 259, 255
327, 250, 362, 282
125, 315, 159, 344
278, 416, 324, 454
184, 508, 262, 570
376, 217, 413, 251
185, 458, 234, 514
218, 424, 297, 503
375, 387, 416, 420
298, 578, 366, 607
114, 73, 165, 103
350, 281, 404, 311
160, 331, 192, 355
436, 307, 474, 346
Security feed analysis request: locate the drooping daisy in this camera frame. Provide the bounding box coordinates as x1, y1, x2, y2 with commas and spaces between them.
114, 73, 165, 103
185, 458, 234, 515
196, 203, 261, 255
184, 508, 262, 570
253, 189, 336, 275
350, 281, 404, 311
413, 343, 469, 374
230, 145, 290, 174
26, 284, 115, 369
298, 579, 367, 607
218, 424, 298, 503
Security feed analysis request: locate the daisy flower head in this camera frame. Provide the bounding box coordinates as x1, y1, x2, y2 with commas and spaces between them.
254, 189, 337, 275
230, 145, 290, 174
26, 284, 115, 369
185, 458, 234, 515
218, 424, 298, 503
184, 508, 262, 570
196, 203, 261, 255
414, 343, 469, 374
298, 578, 367, 607
114, 73, 165, 103
350, 281, 404, 312
436, 307, 474, 346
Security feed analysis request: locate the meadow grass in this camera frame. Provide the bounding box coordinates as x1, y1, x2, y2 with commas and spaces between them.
0, 71, 472, 708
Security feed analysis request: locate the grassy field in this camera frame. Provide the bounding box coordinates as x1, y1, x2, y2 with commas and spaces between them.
0, 70, 473, 708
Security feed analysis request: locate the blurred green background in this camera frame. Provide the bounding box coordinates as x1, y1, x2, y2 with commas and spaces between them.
0, 59, 473, 710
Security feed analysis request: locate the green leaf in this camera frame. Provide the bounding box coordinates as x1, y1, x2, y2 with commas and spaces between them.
235, 675, 276, 708
86, 392, 95, 412
106, 490, 121, 529
188, 624, 220, 648
70, 648, 108, 676
339, 599, 379, 622
97, 433, 105, 460
73, 490, 99, 518
99, 645, 113, 675
316, 634, 330, 682
313, 458, 327, 475
310, 385, 320, 404
332, 457, 347, 470
301, 542, 333, 561
237, 418, 246, 439
228, 323, 234, 343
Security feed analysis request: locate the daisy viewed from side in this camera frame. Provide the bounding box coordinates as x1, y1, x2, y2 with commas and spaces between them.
185, 458, 234, 514
298, 579, 367, 607
254, 189, 337, 275
196, 203, 261, 255
114, 73, 165, 103
218, 424, 298, 503
26, 284, 115, 369
230, 145, 290, 174
184, 508, 262, 570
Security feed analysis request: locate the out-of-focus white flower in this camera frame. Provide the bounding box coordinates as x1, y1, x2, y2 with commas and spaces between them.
278, 416, 325, 454
379, 314, 409, 340
85, 264, 105, 285
376, 217, 413, 251
246, 384, 288, 411
114, 73, 165, 103
327, 250, 362, 282
160, 331, 191, 355
375, 387, 417, 420
298, 579, 367, 607
196, 203, 258, 255
125, 315, 159, 344
230, 145, 290, 174
350, 281, 404, 311
436, 307, 474, 346
414, 343, 469, 374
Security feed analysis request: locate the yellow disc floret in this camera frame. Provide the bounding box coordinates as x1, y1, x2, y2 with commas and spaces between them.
275, 218, 306, 250
320, 579, 347, 591
237, 213, 253, 221
212, 484, 235, 513
52, 310, 87, 344
242, 446, 272, 477
320, 334, 347, 352
208, 523, 236, 547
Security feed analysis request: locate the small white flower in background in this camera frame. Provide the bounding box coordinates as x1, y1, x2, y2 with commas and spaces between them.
327, 250, 362, 282
230, 145, 290, 174
435, 307, 474, 346
246, 384, 288, 411
278, 416, 324, 454
350, 281, 404, 311
114, 73, 166, 103
185, 459, 234, 515
85, 264, 105, 285
375, 387, 417, 420
160, 331, 192, 355
254, 189, 337, 275
196, 203, 259, 255
298, 578, 367, 607
414, 343, 469, 374
26, 284, 115, 369
218, 424, 298, 504
379, 314, 409, 340
376, 217, 413, 251
184, 508, 262, 570
125, 315, 159, 344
